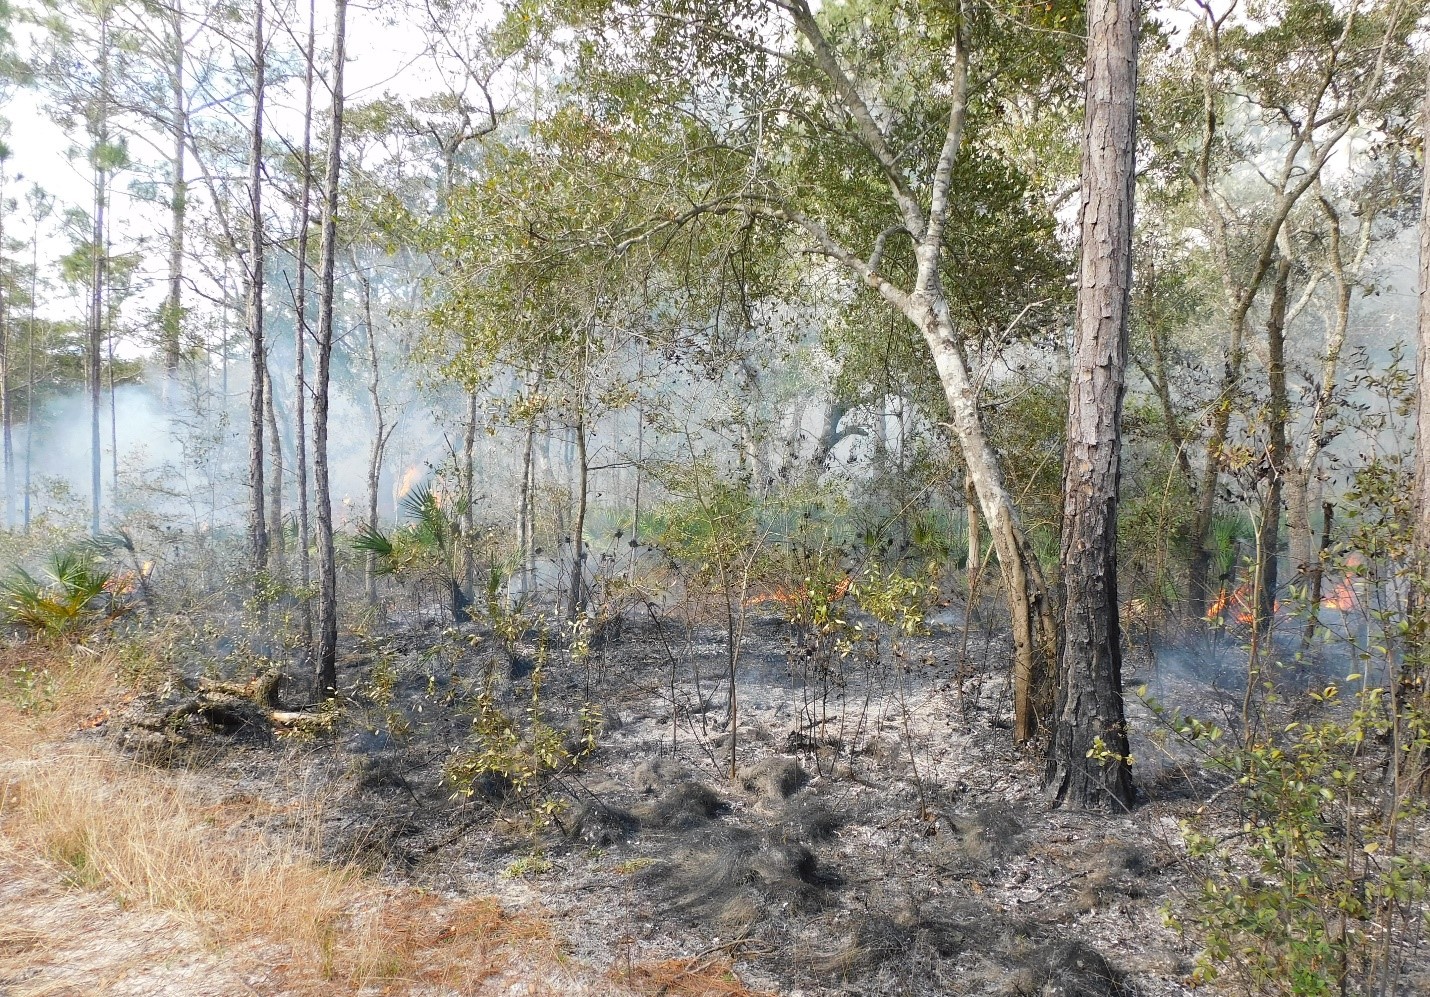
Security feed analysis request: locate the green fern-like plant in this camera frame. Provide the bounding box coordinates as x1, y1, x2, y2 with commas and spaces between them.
0, 548, 124, 638
351, 483, 473, 620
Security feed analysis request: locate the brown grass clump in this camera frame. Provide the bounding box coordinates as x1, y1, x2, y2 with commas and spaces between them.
615, 956, 778, 997
0, 643, 596, 995
0, 643, 123, 755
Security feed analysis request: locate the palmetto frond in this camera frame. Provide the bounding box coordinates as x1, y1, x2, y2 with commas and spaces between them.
351, 523, 401, 575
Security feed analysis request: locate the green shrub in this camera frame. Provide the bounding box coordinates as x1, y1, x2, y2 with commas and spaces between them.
1158, 679, 1430, 996
0, 545, 134, 639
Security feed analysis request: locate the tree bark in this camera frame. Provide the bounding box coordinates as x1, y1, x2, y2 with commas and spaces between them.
313, 0, 347, 698
293, 0, 316, 654
106, 296, 117, 502
162, 0, 186, 393
246, 0, 268, 580
922, 298, 1055, 742
23, 201, 39, 533
1408, 58, 1430, 565
517, 404, 537, 604
89, 13, 109, 537
463, 387, 477, 600
1255, 256, 1292, 629
777, 4, 1056, 742
567, 408, 589, 620
1, 161, 11, 531
265, 362, 284, 577
1045, 0, 1137, 811
361, 269, 386, 607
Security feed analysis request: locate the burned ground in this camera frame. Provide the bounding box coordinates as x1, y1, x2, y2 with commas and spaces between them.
92, 609, 1375, 996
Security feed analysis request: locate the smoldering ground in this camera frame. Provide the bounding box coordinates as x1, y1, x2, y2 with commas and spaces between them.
91, 604, 1272, 997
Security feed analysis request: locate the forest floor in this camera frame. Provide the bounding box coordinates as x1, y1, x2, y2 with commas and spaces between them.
1, 604, 1411, 996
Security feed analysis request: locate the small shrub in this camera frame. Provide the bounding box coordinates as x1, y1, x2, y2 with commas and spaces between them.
1156, 681, 1430, 996
0, 548, 133, 639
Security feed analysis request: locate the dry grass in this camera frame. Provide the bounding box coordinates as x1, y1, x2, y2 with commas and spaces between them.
0, 642, 621, 995
615, 956, 780, 997
0, 643, 124, 755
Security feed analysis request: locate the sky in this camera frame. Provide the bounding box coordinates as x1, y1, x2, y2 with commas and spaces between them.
0, 0, 493, 338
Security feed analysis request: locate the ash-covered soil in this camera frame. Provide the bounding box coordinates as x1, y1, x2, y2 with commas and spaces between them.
98, 610, 1283, 996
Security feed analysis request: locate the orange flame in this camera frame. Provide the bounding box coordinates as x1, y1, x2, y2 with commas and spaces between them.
1321, 577, 1359, 613
395, 465, 422, 501
745, 585, 803, 608
744, 575, 852, 609
1205, 587, 1230, 621
1205, 583, 1275, 625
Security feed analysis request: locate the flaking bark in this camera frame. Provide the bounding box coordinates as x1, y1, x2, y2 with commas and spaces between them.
1046, 0, 1137, 811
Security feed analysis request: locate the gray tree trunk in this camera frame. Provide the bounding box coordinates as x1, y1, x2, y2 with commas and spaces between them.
293, 0, 315, 654
313, 0, 347, 698
463, 388, 476, 602
23, 203, 40, 533
1045, 0, 1137, 811
360, 270, 387, 607
89, 14, 109, 537
246, 0, 268, 579
1, 162, 11, 531
567, 408, 589, 620
1255, 257, 1292, 628
162, 0, 186, 392
1417, 58, 1430, 565
265, 363, 284, 577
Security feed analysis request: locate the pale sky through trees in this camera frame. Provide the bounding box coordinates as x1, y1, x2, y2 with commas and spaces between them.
2, 1, 482, 334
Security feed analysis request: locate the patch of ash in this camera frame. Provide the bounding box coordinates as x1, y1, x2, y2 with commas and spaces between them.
81, 609, 1264, 996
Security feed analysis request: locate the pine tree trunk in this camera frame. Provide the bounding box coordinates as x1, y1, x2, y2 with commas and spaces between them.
246, 0, 268, 580
89, 14, 109, 537
1, 162, 11, 531
107, 310, 118, 501
463, 388, 476, 601
1045, 0, 1137, 811
1412, 59, 1430, 567
293, 0, 315, 654
362, 271, 383, 607
265, 363, 285, 577
163, 1, 186, 394
23, 221, 36, 533
313, 0, 347, 698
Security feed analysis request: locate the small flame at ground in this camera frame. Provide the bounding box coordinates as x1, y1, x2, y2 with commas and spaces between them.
1204, 583, 1276, 625
744, 576, 852, 608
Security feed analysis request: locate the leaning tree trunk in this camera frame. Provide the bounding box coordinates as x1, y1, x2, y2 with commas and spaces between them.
921, 295, 1055, 743
1045, 0, 1137, 811
1255, 257, 1292, 629
246, 0, 268, 580
313, 0, 346, 698
265, 364, 284, 577
361, 271, 387, 607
